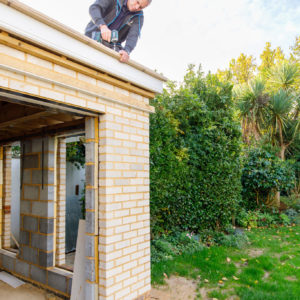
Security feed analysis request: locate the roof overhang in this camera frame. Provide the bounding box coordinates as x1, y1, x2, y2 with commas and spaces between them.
0, 0, 167, 94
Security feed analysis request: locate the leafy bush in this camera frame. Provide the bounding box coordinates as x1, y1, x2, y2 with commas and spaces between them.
241, 148, 295, 209
284, 208, 300, 224
236, 209, 278, 228
279, 213, 291, 226
197, 228, 249, 248
151, 232, 204, 263
150, 66, 242, 236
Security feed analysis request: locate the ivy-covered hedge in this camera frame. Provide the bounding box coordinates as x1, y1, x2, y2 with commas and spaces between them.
150, 67, 242, 236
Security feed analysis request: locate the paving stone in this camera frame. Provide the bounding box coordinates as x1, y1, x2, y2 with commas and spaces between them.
39, 250, 53, 268
39, 218, 54, 234
48, 270, 67, 293
23, 215, 38, 232
15, 259, 30, 277
30, 265, 47, 284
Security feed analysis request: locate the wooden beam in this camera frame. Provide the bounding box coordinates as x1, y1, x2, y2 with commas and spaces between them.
0, 111, 53, 129
0, 119, 85, 144
0, 32, 156, 99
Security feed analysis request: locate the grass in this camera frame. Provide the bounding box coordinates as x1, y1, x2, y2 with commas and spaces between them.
151, 225, 300, 300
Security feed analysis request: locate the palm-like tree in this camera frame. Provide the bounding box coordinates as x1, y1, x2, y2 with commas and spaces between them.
267, 61, 300, 91
234, 78, 269, 144
267, 89, 298, 160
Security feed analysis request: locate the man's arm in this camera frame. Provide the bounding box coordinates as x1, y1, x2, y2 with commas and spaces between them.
120, 16, 144, 62
89, 0, 112, 42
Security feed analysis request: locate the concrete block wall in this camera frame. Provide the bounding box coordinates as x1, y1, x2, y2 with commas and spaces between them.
2, 146, 12, 248
56, 138, 66, 266
85, 117, 99, 298
19, 137, 55, 268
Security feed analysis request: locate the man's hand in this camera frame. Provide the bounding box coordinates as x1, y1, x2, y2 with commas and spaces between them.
119, 50, 130, 63
100, 24, 111, 42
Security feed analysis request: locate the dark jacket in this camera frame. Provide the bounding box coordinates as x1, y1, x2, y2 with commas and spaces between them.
85, 0, 144, 54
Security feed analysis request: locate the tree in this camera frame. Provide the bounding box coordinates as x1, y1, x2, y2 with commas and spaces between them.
290, 35, 300, 62
258, 42, 285, 79
234, 78, 269, 144
229, 53, 256, 84
267, 61, 300, 91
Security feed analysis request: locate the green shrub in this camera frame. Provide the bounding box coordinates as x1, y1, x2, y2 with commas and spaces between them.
285, 208, 300, 224
279, 213, 291, 226
151, 232, 204, 263
150, 66, 242, 236
241, 148, 295, 209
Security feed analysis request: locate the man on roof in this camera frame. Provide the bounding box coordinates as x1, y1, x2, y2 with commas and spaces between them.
85, 0, 152, 63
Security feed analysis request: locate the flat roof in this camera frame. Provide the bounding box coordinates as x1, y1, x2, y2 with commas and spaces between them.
0, 0, 167, 93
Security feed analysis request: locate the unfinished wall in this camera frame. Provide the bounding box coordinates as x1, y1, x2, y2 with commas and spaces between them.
19, 137, 55, 268
0, 35, 153, 300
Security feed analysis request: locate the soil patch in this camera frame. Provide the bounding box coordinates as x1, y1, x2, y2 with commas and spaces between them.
247, 249, 264, 257
0, 280, 63, 300
151, 276, 197, 300
285, 276, 297, 281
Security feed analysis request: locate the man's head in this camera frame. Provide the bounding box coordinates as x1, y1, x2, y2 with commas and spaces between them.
127, 0, 151, 12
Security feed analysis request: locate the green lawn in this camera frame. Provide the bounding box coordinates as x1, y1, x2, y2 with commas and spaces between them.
151, 225, 300, 300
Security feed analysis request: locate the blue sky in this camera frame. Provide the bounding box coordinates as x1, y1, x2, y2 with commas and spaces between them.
21, 0, 300, 82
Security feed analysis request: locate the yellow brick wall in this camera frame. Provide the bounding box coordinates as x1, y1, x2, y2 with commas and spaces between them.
2, 146, 12, 248
0, 42, 152, 300
56, 138, 66, 266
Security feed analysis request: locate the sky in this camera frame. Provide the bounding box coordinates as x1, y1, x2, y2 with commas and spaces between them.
20, 0, 300, 83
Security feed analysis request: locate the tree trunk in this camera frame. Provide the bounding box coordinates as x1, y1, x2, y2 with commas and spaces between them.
274, 191, 280, 208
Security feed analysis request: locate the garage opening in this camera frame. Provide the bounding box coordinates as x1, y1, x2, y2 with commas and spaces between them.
0, 92, 98, 295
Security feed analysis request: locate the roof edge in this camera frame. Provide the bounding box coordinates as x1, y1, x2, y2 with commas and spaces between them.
0, 0, 168, 83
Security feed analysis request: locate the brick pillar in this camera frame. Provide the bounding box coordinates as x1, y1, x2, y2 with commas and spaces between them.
85, 117, 99, 299
0, 146, 3, 249
56, 138, 66, 266
19, 137, 55, 268
2, 146, 12, 248
98, 109, 151, 300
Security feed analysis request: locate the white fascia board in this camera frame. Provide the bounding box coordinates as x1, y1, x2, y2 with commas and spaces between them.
0, 3, 163, 93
